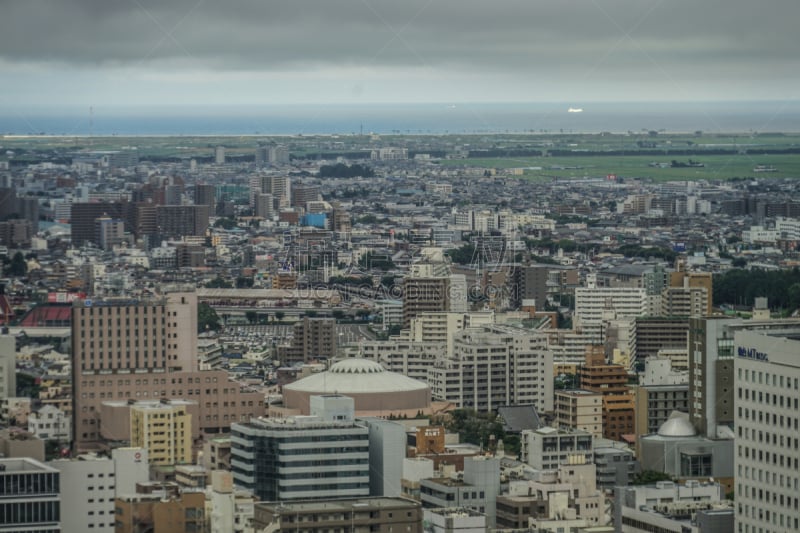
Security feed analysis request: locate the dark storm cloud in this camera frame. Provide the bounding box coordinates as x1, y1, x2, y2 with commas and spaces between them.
2, 0, 798, 76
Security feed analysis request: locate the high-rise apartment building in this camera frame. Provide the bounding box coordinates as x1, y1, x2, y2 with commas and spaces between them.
578, 346, 635, 441
155, 204, 210, 239
71, 201, 128, 247
276, 317, 337, 364
669, 259, 712, 315
402, 277, 450, 328
194, 183, 216, 212
130, 400, 194, 466
292, 183, 321, 208
429, 325, 553, 413
0, 336, 15, 405
554, 389, 603, 438
214, 145, 225, 164
574, 286, 648, 343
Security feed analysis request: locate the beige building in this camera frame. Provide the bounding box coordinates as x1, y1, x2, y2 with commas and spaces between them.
72, 291, 265, 453
402, 277, 451, 328
276, 316, 337, 364
130, 400, 195, 466
114, 482, 206, 533
253, 497, 422, 533
555, 389, 603, 438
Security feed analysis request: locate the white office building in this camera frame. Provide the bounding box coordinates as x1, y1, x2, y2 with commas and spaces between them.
49, 447, 149, 533
231, 395, 370, 502
734, 328, 800, 533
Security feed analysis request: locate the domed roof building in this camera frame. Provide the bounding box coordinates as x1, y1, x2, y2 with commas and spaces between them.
656, 413, 697, 438
280, 359, 432, 416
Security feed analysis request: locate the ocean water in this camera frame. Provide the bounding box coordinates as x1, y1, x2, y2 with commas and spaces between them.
2, 101, 800, 136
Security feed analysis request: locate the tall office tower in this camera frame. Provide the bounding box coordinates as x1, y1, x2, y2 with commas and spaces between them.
429, 325, 553, 413
71, 291, 265, 453
231, 395, 370, 502
214, 145, 226, 164
0, 335, 15, 405
734, 327, 800, 533
71, 201, 128, 246
578, 346, 635, 441
194, 183, 216, 213
0, 458, 60, 533
155, 204, 210, 239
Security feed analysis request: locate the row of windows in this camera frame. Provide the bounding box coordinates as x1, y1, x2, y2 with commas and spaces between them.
84, 376, 220, 387
737, 465, 796, 490
738, 368, 800, 390
738, 387, 800, 409
737, 503, 799, 530
737, 406, 799, 430
738, 445, 799, 469
737, 425, 799, 449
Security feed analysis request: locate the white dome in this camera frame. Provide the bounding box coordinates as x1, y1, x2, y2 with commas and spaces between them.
284, 358, 428, 395
329, 359, 385, 375
657, 412, 696, 437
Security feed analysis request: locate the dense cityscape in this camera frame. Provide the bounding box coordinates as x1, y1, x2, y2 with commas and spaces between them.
0, 131, 798, 532
3, 0, 800, 530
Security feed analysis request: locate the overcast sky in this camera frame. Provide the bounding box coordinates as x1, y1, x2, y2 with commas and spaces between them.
1, 0, 798, 109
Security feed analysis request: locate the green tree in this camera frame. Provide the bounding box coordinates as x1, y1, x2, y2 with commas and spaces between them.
632, 470, 673, 485
205, 276, 232, 289
332, 309, 346, 321
197, 303, 221, 332
6, 252, 27, 277
245, 310, 258, 324
275, 311, 285, 322
213, 217, 237, 230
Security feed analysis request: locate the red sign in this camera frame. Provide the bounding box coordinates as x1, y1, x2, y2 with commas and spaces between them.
47, 292, 86, 303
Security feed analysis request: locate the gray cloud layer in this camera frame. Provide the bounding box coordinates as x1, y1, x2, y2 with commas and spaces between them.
2, 0, 799, 103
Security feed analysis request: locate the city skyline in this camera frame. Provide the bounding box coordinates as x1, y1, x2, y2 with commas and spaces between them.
1, 0, 799, 111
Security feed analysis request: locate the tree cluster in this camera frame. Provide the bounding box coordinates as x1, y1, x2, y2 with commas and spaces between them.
319, 163, 375, 178
713, 267, 800, 311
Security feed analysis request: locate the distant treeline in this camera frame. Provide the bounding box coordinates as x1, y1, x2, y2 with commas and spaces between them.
319, 163, 375, 178
466, 147, 800, 158
713, 267, 800, 310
